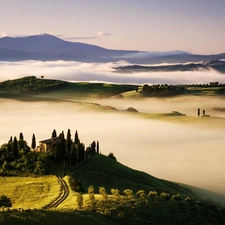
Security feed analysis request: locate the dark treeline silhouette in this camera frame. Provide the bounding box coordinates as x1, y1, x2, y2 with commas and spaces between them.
39, 129, 100, 170
0, 129, 100, 176
141, 84, 185, 97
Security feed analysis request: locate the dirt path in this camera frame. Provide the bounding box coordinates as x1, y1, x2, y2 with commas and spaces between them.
43, 177, 69, 209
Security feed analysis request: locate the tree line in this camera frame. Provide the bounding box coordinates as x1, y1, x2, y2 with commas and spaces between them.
48, 129, 99, 172
0, 129, 99, 176
141, 84, 186, 97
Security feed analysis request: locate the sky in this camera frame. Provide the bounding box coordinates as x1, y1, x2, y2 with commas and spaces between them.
1, 0, 225, 55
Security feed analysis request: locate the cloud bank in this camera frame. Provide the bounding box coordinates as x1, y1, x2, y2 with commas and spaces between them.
0, 60, 224, 85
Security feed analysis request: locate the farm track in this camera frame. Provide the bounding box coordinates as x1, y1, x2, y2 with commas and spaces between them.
43, 177, 69, 209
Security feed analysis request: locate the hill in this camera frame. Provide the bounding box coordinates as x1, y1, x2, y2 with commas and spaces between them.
0, 34, 139, 62
1, 155, 225, 225
1, 76, 225, 101
115, 60, 225, 74
1, 33, 225, 63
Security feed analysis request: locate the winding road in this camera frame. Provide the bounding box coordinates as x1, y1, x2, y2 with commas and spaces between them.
43, 177, 70, 209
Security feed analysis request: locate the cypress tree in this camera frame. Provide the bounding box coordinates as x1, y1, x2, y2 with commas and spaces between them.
80, 143, 85, 162
66, 129, 72, 152
18, 132, 25, 150
91, 141, 96, 155
13, 136, 18, 159
97, 141, 99, 154
60, 131, 66, 156
8, 136, 12, 143
74, 130, 79, 144
52, 129, 57, 138
53, 141, 60, 163
70, 144, 77, 166
197, 108, 200, 117
19, 132, 24, 140
31, 134, 36, 149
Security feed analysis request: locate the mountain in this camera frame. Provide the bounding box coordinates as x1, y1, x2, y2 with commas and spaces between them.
0, 33, 224, 63
0, 34, 140, 62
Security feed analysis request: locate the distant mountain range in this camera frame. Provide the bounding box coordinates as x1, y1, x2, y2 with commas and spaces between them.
0, 33, 225, 63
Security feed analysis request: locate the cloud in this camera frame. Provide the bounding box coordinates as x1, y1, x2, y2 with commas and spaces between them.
0, 32, 111, 40
97, 31, 111, 37
57, 34, 97, 41
0, 33, 26, 38
57, 31, 111, 41
0, 60, 224, 85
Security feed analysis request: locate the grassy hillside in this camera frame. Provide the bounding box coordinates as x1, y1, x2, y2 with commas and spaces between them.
68, 154, 198, 199
1, 155, 225, 225
0, 176, 60, 209
0, 209, 116, 225
1, 77, 225, 102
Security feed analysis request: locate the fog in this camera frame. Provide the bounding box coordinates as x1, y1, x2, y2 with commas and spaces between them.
0, 60, 225, 84
1, 99, 225, 194
1, 60, 225, 194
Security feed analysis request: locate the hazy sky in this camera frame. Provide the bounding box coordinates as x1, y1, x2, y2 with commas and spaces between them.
1, 0, 225, 54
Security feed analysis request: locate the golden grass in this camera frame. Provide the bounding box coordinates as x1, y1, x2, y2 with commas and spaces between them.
0, 176, 60, 209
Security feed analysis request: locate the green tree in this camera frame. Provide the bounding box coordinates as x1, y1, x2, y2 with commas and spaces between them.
108, 152, 117, 161
99, 187, 108, 201
31, 133, 36, 149
124, 189, 134, 199
0, 195, 12, 208
88, 186, 96, 209
13, 136, 18, 159
76, 192, 83, 208
111, 188, 121, 201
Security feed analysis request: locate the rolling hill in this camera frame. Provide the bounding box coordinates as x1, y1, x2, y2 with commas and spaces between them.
1, 33, 224, 63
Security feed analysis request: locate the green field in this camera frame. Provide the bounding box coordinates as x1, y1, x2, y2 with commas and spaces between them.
0, 176, 60, 209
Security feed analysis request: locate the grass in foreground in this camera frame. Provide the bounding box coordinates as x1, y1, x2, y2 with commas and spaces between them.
0, 176, 60, 209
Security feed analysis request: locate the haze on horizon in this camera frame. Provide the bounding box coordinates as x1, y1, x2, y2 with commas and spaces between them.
1, 0, 225, 54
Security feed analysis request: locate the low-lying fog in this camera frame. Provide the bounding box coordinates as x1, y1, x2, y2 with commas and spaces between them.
1, 99, 225, 194
0, 60, 225, 84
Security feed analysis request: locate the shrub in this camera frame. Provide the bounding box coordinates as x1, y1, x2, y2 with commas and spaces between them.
0, 195, 12, 208
76, 192, 83, 208
160, 192, 171, 200
148, 191, 158, 198
172, 194, 181, 201
136, 190, 146, 198
108, 153, 117, 161
111, 188, 121, 201
99, 187, 108, 201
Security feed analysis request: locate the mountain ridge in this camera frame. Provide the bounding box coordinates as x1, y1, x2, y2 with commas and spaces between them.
0, 33, 197, 63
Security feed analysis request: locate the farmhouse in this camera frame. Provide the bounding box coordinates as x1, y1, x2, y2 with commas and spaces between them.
38, 137, 60, 153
